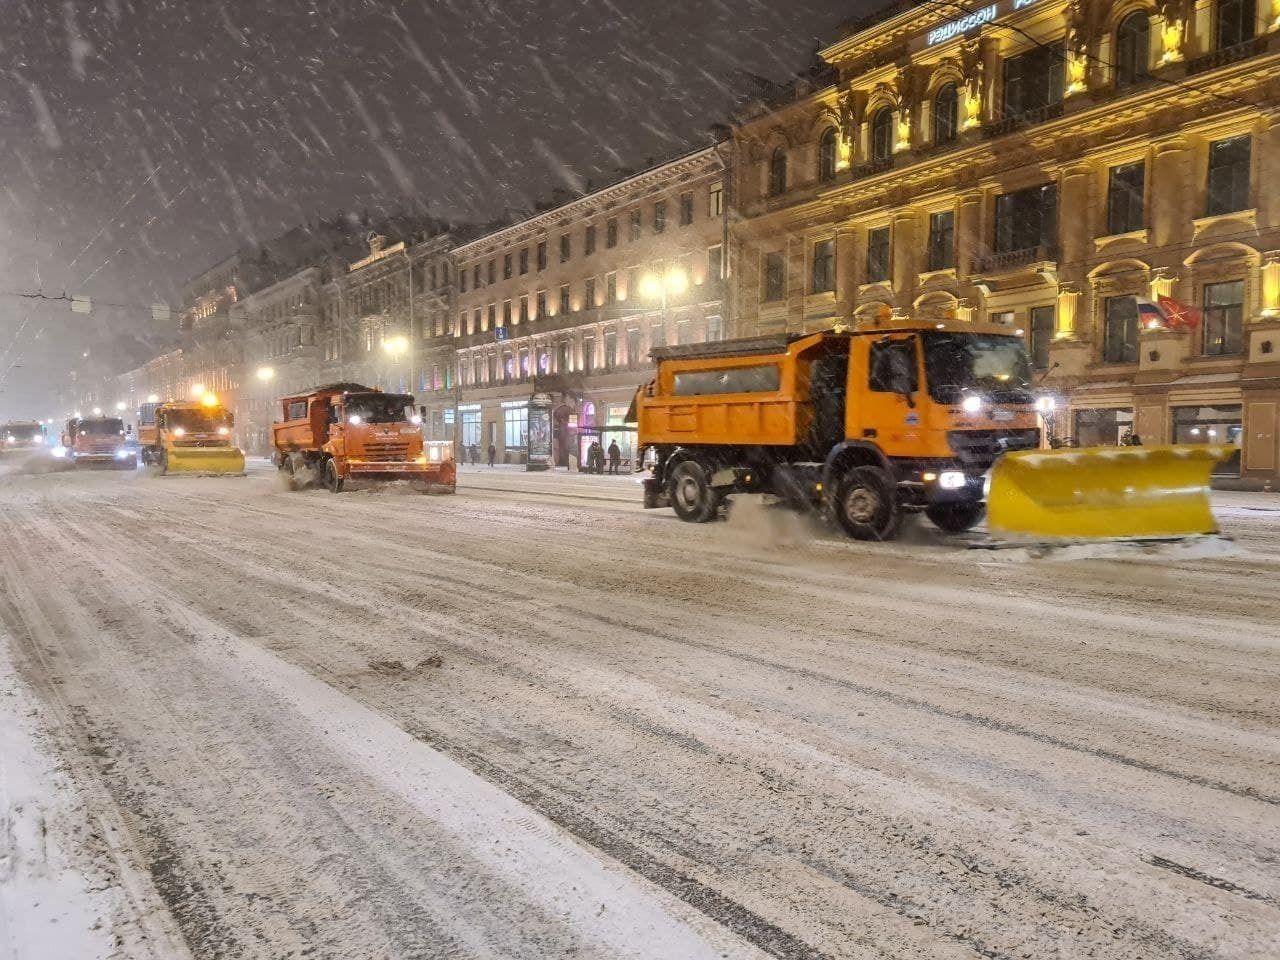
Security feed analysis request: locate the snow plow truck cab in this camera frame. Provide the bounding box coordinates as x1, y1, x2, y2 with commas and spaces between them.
271, 383, 455, 494
136, 397, 246, 475
61, 416, 136, 469
2, 420, 46, 454
634, 321, 1225, 543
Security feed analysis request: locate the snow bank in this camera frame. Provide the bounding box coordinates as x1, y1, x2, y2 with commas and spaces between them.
0, 644, 118, 960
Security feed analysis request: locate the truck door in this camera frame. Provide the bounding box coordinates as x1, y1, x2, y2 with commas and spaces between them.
847, 334, 922, 455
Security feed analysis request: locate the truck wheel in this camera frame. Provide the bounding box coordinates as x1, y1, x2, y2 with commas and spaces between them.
925, 502, 985, 534
668, 460, 719, 523
832, 465, 902, 541
323, 458, 344, 494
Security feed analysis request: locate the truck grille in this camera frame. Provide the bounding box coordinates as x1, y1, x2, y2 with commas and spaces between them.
362, 440, 410, 462
947, 429, 1040, 468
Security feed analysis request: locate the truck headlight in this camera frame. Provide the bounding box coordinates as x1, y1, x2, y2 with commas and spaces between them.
1036, 397, 1056, 414
939, 471, 966, 490
173, 427, 185, 437
961, 395, 982, 414
115, 449, 131, 460
218, 426, 230, 436
4, 436, 14, 445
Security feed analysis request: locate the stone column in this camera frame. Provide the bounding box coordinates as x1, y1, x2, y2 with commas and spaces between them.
892, 210, 919, 307
956, 192, 985, 279
835, 224, 859, 321
1058, 162, 1094, 267
1151, 137, 1193, 248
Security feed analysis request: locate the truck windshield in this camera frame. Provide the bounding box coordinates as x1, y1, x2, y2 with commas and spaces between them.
167, 409, 232, 433
923, 333, 1033, 404
80, 419, 125, 436
345, 394, 414, 424
5, 422, 42, 437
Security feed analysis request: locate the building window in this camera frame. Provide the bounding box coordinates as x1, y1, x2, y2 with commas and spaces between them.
811, 238, 835, 293
557, 341, 570, 372
994, 183, 1057, 254
584, 277, 596, 308
870, 108, 894, 163
1115, 13, 1151, 88
629, 209, 642, 241
606, 218, 618, 248
626, 327, 642, 367
475, 264, 483, 287
866, 226, 891, 284
606, 272, 617, 303
1107, 162, 1146, 235
502, 300, 512, 326
650, 321, 666, 349
582, 336, 595, 374
559, 284, 570, 315
585, 224, 597, 255
518, 249, 528, 275
934, 84, 958, 144
763, 252, 785, 302
1029, 305, 1055, 370
488, 303, 497, 329
1003, 41, 1064, 118
1216, 0, 1256, 49
1103, 295, 1139, 364
768, 147, 788, 196
537, 240, 547, 271
1206, 135, 1251, 216
709, 185, 724, 217
503, 405, 528, 451
560, 235, 571, 262
927, 211, 955, 271
677, 320, 694, 345
818, 128, 838, 182
604, 330, 618, 371
707, 315, 725, 342
459, 269, 468, 293
653, 200, 667, 233
502, 254, 512, 279
535, 290, 547, 319
1203, 280, 1244, 356
679, 191, 694, 226
474, 308, 482, 333
707, 244, 723, 281
1075, 407, 1134, 446
519, 295, 529, 324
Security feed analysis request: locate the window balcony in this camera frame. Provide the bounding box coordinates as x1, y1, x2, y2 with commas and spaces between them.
1186, 36, 1267, 75
983, 101, 1065, 139
970, 245, 1057, 276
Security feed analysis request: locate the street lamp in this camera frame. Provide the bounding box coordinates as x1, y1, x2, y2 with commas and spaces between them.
383, 335, 410, 393
115, 401, 127, 412
92, 406, 102, 416
639, 266, 690, 328
256, 366, 275, 383
146, 394, 160, 404
190, 383, 206, 399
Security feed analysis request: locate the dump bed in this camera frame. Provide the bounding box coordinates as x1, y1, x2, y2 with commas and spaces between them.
272, 396, 328, 452
637, 332, 845, 448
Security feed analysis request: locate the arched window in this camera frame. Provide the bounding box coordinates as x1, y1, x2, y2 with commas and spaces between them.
768, 147, 788, 196
934, 84, 959, 144
818, 128, 838, 182
1114, 12, 1150, 88
870, 107, 894, 163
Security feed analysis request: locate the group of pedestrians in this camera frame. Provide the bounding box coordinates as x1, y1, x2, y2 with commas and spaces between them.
584, 439, 622, 475
466, 443, 497, 467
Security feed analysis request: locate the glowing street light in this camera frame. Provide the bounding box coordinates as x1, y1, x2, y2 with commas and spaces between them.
638, 266, 690, 328
383, 334, 410, 357
190, 383, 206, 398
115, 401, 127, 412
146, 394, 160, 404
256, 366, 276, 383
92, 406, 102, 416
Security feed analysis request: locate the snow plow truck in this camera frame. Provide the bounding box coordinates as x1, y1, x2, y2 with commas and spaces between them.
633, 320, 1224, 543
271, 383, 455, 493
60, 416, 136, 469
2, 420, 46, 454
136, 396, 246, 475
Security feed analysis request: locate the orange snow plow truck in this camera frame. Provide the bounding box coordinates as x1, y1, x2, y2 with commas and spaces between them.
271, 383, 455, 493
633, 321, 1225, 543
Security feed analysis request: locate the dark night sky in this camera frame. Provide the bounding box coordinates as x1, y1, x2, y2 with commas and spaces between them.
1, 0, 864, 415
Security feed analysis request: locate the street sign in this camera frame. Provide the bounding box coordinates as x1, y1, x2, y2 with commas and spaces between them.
495, 327, 509, 342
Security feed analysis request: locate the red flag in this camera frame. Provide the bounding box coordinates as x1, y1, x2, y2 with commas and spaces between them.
1157, 296, 1201, 330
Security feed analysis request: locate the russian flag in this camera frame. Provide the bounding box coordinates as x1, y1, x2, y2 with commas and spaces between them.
1135, 296, 1166, 329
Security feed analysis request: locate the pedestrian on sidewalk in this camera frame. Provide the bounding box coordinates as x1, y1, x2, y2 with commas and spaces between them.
607, 440, 621, 475
470, 443, 479, 465
487, 442, 497, 467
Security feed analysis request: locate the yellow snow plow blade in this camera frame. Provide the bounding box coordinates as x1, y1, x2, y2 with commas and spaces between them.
987, 445, 1226, 540
163, 446, 246, 476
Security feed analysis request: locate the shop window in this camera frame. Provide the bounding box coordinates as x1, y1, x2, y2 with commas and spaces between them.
503, 405, 528, 451
1074, 408, 1134, 446
818, 128, 838, 182
1107, 162, 1146, 235
934, 84, 958, 144
1202, 280, 1244, 356
1029, 305, 1055, 370
1114, 13, 1150, 88
1102, 295, 1139, 364
1173, 404, 1243, 475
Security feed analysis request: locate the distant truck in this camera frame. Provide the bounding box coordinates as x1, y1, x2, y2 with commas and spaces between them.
271, 383, 455, 493
60, 416, 136, 469
137, 397, 246, 475
2, 420, 46, 454
634, 321, 1048, 541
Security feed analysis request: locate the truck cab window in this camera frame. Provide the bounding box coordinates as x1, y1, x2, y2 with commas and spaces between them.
869, 340, 918, 395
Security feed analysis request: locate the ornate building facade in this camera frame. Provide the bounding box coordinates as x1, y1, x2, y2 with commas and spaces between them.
732, 0, 1280, 485
449, 148, 728, 467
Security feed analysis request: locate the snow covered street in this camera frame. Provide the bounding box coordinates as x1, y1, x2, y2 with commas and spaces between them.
1, 462, 1278, 959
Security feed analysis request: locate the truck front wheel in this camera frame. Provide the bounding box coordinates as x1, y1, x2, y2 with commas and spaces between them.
925, 502, 984, 534
668, 460, 719, 523
832, 465, 902, 541
323, 458, 344, 494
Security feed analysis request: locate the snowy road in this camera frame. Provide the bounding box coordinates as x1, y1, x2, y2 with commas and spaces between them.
1, 461, 1278, 959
